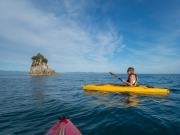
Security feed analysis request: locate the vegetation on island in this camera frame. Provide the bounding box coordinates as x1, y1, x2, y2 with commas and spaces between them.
29, 53, 58, 76
31, 53, 48, 64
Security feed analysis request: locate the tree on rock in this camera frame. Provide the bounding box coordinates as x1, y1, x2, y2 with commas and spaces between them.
31, 53, 48, 64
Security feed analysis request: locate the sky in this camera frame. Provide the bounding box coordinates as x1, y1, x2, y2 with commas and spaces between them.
0, 0, 180, 73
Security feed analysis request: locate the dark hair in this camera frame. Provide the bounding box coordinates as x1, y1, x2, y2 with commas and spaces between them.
127, 67, 135, 74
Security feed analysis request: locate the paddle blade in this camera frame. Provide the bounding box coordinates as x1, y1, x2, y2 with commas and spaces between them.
109, 72, 123, 82
109, 72, 119, 78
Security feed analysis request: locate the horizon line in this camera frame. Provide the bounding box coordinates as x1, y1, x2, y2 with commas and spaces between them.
0, 70, 179, 74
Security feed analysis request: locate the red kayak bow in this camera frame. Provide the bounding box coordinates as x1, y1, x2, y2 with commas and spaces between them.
44, 116, 82, 135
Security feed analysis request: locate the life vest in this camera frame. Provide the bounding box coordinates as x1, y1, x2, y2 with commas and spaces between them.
127, 74, 138, 86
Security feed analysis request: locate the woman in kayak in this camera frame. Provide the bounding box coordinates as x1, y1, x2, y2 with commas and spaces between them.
122, 67, 138, 86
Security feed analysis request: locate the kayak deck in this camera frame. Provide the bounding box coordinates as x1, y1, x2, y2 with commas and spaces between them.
83, 84, 170, 95
44, 117, 82, 135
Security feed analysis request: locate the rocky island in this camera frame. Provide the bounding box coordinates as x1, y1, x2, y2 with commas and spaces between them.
28, 53, 58, 76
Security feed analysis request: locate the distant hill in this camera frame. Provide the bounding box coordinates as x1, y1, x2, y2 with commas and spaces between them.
0, 70, 28, 75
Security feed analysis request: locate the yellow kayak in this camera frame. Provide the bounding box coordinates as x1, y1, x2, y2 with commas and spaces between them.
83, 84, 170, 95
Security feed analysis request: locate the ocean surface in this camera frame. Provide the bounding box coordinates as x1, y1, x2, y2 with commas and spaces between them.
0, 72, 180, 135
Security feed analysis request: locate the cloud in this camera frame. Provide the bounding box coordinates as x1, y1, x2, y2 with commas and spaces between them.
123, 38, 180, 73
1, 0, 179, 73
0, 0, 126, 71
128, 44, 179, 57
117, 44, 126, 52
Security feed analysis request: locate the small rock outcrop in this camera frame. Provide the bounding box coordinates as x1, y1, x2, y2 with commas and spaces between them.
28, 53, 58, 76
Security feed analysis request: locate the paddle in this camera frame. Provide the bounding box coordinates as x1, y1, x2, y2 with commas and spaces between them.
109, 72, 123, 82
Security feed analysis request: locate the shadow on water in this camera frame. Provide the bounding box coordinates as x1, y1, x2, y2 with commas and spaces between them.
84, 90, 169, 107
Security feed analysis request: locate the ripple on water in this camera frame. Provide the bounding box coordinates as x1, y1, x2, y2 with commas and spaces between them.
0, 74, 180, 135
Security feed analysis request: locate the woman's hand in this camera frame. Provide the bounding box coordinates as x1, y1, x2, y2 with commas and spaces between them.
122, 79, 126, 83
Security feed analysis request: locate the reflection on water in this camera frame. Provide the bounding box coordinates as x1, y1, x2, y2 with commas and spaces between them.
84, 90, 168, 107
123, 94, 140, 107
30, 76, 48, 109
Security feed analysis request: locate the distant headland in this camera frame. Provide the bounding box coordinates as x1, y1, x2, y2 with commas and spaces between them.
28, 53, 58, 76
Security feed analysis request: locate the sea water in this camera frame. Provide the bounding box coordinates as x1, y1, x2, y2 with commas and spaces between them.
0, 73, 180, 135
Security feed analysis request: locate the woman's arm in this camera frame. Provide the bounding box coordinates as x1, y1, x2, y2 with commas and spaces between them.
122, 75, 135, 86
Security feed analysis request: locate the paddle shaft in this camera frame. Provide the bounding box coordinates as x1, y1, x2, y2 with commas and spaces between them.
109, 72, 123, 82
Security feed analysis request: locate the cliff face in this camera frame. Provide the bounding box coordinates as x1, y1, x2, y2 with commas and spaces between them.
28, 53, 58, 76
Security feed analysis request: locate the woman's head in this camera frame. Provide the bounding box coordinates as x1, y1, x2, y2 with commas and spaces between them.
127, 67, 135, 75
